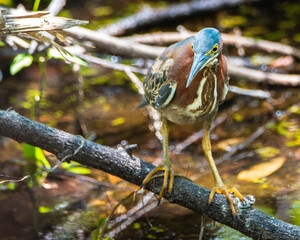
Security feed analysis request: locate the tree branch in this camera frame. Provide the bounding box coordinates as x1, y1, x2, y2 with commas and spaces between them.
123, 31, 300, 60
0, 110, 299, 239
98, 0, 259, 36
66, 27, 162, 59
228, 63, 300, 86
66, 27, 300, 86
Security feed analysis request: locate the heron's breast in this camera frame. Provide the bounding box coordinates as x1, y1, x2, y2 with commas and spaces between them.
162, 69, 219, 124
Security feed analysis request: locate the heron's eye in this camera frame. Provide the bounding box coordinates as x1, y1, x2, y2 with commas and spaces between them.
191, 44, 194, 52
211, 44, 218, 53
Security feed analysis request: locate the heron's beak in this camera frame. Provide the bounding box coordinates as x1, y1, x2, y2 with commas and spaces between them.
186, 53, 210, 88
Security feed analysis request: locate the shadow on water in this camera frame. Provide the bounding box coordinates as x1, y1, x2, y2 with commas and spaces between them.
0, 0, 299, 239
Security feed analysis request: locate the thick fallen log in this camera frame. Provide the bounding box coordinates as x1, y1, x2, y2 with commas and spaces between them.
0, 109, 299, 240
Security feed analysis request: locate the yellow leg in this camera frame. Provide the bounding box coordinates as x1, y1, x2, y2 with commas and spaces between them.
142, 117, 174, 200
202, 119, 244, 215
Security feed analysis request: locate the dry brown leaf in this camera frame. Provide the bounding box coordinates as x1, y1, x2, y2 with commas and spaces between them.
215, 137, 245, 151
89, 199, 107, 206
237, 156, 286, 181
115, 204, 127, 215
108, 174, 123, 184
269, 56, 294, 68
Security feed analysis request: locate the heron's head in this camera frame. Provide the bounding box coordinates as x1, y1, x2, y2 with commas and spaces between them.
186, 28, 222, 88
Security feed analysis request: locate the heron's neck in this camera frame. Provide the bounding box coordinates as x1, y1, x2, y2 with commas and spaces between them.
206, 56, 219, 70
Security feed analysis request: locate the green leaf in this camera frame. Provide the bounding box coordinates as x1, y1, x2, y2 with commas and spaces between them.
47, 48, 88, 66
111, 117, 125, 126
97, 217, 107, 229
133, 222, 141, 229
66, 167, 91, 175
33, 0, 41, 11
39, 206, 52, 213
10, 53, 33, 75
61, 161, 81, 169
35, 147, 51, 169
23, 143, 51, 169
151, 226, 164, 232
90, 230, 99, 240
146, 234, 156, 239
23, 143, 37, 163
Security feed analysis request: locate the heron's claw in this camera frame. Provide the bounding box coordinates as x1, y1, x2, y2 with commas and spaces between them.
142, 164, 174, 201
209, 186, 244, 215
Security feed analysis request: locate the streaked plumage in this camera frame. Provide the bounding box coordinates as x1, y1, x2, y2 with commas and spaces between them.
140, 28, 243, 215
143, 30, 228, 124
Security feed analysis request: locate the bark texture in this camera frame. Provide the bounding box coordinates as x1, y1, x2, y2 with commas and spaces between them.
0, 110, 299, 239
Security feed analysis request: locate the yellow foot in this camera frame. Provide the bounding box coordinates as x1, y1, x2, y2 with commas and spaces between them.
142, 164, 174, 201
209, 186, 244, 215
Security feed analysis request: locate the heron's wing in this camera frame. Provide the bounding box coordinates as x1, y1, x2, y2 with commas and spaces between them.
143, 55, 177, 109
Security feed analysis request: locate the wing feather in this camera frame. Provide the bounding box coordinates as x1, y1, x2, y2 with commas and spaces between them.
143, 56, 177, 109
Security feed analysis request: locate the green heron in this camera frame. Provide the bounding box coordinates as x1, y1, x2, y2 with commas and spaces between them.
139, 28, 244, 214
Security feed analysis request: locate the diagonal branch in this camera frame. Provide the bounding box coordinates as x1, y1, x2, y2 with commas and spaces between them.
0, 109, 299, 239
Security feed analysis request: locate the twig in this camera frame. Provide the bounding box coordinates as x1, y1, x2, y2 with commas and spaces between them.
174, 102, 244, 154
46, 0, 66, 16
124, 67, 144, 95
0, 175, 30, 184
124, 68, 162, 140
228, 63, 300, 86
228, 85, 271, 99
0, 110, 299, 239
122, 31, 192, 45
79, 54, 147, 75
173, 113, 227, 154
0, 135, 85, 185
105, 192, 157, 238
215, 122, 270, 165
66, 27, 163, 59
52, 169, 132, 190
50, 135, 85, 172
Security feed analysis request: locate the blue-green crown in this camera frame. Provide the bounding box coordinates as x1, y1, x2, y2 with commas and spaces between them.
193, 28, 221, 54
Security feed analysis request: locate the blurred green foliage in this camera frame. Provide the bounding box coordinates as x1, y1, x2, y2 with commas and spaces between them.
23, 143, 50, 186
0, 0, 12, 6
289, 200, 300, 226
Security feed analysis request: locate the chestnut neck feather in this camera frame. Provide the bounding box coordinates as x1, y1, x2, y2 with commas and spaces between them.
169, 44, 227, 108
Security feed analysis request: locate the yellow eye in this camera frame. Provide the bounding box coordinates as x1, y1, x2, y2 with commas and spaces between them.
191, 44, 194, 52
211, 44, 218, 53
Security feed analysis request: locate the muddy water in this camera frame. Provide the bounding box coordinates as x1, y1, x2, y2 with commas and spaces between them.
0, 0, 300, 239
